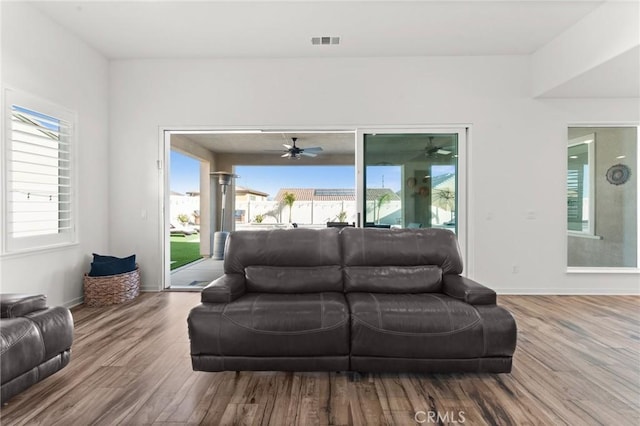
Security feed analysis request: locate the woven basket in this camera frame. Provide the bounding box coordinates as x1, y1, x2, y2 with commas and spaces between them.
83, 266, 140, 307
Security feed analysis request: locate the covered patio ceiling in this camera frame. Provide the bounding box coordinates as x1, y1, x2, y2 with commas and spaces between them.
180, 132, 355, 156
175, 131, 459, 166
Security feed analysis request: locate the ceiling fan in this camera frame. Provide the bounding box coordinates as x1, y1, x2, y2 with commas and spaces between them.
281, 137, 323, 159
419, 136, 453, 158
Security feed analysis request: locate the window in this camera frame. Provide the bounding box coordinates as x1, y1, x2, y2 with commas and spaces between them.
567, 134, 595, 235
2, 90, 76, 253
567, 126, 638, 269
363, 133, 458, 231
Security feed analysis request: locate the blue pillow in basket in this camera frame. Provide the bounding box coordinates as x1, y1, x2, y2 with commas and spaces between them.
89, 253, 136, 277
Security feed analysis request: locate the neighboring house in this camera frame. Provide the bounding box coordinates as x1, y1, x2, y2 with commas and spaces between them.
235, 186, 268, 202
234, 186, 269, 222
174, 186, 268, 224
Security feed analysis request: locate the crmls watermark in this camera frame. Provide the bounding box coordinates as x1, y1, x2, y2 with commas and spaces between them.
414, 410, 466, 424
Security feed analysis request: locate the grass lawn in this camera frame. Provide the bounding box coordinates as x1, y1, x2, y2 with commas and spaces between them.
170, 234, 202, 270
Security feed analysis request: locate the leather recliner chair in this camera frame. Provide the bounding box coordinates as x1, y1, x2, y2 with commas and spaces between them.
0, 294, 74, 403
188, 227, 517, 373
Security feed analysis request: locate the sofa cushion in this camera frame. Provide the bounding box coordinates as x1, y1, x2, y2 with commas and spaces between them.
343, 265, 442, 293
245, 265, 343, 293
188, 293, 350, 357
347, 293, 490, 359
340, 227, 463, 275
224, 228, 341, 274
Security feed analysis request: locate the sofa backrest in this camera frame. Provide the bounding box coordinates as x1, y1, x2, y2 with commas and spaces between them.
340, 227, 463, 293
224, 228, 343, 293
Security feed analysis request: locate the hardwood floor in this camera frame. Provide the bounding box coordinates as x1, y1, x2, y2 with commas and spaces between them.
1, 293, 638, 425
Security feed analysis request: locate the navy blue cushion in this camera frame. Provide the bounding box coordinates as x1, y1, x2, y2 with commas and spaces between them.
89, 254, 136, 277
92, 253, 120, 263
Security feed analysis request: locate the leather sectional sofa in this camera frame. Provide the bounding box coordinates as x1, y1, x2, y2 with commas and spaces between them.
188, 227, 517, 374
0, 294, 74, 402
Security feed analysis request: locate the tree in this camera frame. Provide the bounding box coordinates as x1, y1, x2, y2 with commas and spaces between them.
375, 193, 391, 223
282, 192, 296, 223
177, 213, 189, 225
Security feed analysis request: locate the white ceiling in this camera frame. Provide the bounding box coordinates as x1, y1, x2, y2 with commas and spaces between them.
32, 1, 603, 59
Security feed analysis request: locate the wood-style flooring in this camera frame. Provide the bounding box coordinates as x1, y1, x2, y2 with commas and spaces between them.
1, 293, 638, 425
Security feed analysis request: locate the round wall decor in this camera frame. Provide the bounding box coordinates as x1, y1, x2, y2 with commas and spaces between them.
606, 164, 631, 185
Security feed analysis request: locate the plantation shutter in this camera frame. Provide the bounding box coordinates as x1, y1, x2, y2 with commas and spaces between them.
3, 90, 76, 252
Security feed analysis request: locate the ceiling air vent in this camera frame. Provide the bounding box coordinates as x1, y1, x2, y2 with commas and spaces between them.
311, 36, 340, 46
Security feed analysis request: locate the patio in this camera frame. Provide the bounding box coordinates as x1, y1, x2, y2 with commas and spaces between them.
170, 257, 224, 290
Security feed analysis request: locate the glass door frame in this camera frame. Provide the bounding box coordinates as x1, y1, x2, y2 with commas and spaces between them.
356, 127, 469, 273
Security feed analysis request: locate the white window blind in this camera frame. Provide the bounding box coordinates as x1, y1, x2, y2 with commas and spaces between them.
3, 90, 76, 253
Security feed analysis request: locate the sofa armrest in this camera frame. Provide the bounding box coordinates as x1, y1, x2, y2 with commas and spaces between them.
442, 275, 497, 305
201, 274, 246, 303
0, 294, 47, 318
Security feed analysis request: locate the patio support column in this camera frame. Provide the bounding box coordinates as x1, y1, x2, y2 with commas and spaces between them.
200, 160, 212, 257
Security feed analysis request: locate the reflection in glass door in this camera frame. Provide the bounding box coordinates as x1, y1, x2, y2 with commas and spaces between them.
362, 133, 459, 232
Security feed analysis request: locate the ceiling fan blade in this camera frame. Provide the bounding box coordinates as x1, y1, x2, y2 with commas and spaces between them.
283, 144, 292, 149
426, 146, 439, 154
281, 153, 290, 157
302, 147, 323, 152
301, 152, 317, 157
436, 149, 452, 155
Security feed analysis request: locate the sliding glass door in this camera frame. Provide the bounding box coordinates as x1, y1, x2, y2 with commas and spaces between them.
356, 129, 467, 261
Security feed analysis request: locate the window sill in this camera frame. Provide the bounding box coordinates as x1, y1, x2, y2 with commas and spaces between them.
567, 267, 640, 274
1, 242, 79, 260
567, 232, 602, 240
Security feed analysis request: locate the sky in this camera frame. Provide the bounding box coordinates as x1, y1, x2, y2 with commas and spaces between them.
170, 151, 200, 194
171, 151, 453, 199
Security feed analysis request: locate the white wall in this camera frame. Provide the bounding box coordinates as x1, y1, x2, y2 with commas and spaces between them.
0, 3, 110, 307
109, 56, 639, 294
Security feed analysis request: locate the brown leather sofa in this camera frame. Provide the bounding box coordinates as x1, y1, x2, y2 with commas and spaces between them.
188, 227, 517, 374
0, 294, 74, 402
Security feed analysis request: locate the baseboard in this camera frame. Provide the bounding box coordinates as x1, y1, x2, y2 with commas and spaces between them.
496, 289, 640, 295
64, 295, 84, 309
